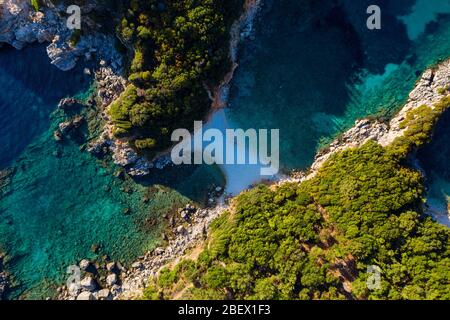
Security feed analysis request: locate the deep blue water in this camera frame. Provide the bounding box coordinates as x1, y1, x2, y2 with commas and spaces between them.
227, 0, 450, 169
0, 45, 90, 169
2, 0, 450, 299
0, 45, 224, 299
218, 0, 450, 194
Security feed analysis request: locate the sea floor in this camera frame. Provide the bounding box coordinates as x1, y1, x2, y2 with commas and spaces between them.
219, 0, 450, 194
2, 0, 450, 298
0, 45, 224, 299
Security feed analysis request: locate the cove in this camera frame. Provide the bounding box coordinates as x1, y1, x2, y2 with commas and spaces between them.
0, 44, 224, 299
3, 0, 450, 299
211, 0, 450, 194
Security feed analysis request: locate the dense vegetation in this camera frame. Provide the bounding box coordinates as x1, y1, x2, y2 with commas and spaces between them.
143, 97, 450, 300
109, 0, 244, 155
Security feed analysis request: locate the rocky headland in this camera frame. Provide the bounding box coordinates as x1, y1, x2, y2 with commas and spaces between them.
4, 0, 449, 301
307, 63, 450, 176
103, 59, 450, 300
57, 4, 450, 301
86, 0, 263, 177
57, 0, 264, 300
0, 0, 123, 71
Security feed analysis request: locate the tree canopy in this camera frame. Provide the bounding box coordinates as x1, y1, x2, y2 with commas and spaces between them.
143, 97, 450, 300
109, 0, 244, 156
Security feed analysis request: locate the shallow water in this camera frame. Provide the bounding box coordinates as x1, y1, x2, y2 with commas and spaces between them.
217, 0, 450, 193
2, 0, 450, 299
0, 45, 224, 299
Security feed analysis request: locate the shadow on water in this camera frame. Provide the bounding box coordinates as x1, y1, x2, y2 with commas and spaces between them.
131, 163, 226, 204
418, 108, 450, 180
0, 44, 92, 169
228, 0, 414, 170
0, 45, 90, 104
417, 107, 450, 223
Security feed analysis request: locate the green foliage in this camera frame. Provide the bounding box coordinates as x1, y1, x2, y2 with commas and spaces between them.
202, 265, 228, 289
30, 0, 40, 11
142, 283, 161, 300
144, 139, 449, 300
141, 93, 450, 301
134, 138, 157, 150
158, 267, 179, 288
437, 86, 448, 95
110, 0, 245, 152
389, 96, 450, 157
69, 29, 82, 47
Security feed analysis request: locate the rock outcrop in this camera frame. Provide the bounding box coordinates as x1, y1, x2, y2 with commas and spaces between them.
0, 0, 123, 72
303, 59, 450, 180
0, 0, 53, 50
0, 252, 10, 300
86, 67, 173, 177
114, 59, 450, 301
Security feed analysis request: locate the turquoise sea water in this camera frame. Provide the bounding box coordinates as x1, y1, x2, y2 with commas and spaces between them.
0, 45, 224, 298
216, 0, 450, 194
2, 0, 450, 299
227, 0, 450, 169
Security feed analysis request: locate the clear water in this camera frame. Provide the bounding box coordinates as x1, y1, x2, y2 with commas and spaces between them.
3, 0, 450, 299
0, 45, 224, 299
216, 0, 450, 194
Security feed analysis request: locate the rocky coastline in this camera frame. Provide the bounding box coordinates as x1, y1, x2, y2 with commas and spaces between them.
57, 199, 226, 300
277, 59, 450, 226
0, 252, 10, 300
57, 0, 264, 300
307, 61, 450, 176
209, 0, 262, 110
1, 0, 263, 178
86, 65, 173, 177
0, 0, 159, 177
4, 0, 449, 301
0, 0, 123, 72
110, 58, 450, 301
57, 2, 450, 301
86, 0, 264, 177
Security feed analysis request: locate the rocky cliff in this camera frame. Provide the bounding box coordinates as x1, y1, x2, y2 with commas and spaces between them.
0, 0, 122, 71
306, 60, 450, 178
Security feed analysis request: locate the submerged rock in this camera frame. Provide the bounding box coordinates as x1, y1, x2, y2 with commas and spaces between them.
58, 97, 82, 111
58, 116, 84, 135
0, 168, 14, 195
0, 254, 9, 300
